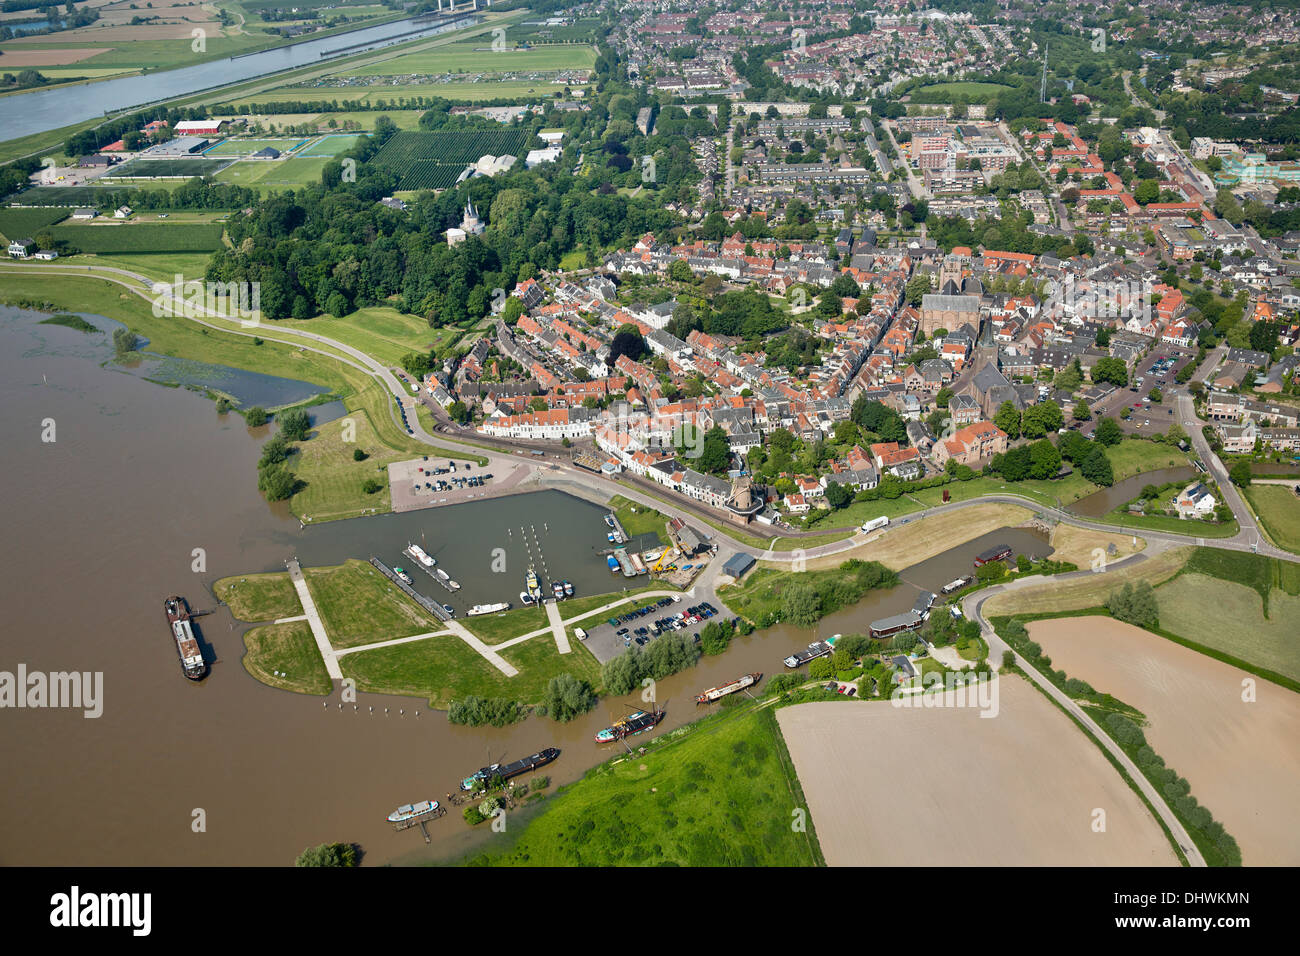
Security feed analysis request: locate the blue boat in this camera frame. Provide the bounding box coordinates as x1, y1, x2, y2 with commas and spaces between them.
606, 555, 621, 572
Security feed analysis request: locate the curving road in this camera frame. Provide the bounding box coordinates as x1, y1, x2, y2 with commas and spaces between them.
7, 260, 1296, 570
964, 565, 1207, 867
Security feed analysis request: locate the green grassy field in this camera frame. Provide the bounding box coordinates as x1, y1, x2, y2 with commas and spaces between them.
284, 306, 450, 368
719, 559, 898, 627
0, 207, 69, 240
607, 494, 668, 544
1156, 573, 1300, 683
203, 138, 307, 157
913, 81, 1015, 101
338, 627, 603, 708
463, 604, 550, 645
214, 570, 302, 622
213, 157, 329, 190
341, 42, 596, 76
240, 620, 333, 695
298, 133, 368, 156
52, 223, 224, 253
305, 559, 441, 649
1244, 485, 1300, 554
287, 400, 486, 522
462, 705, 823, 866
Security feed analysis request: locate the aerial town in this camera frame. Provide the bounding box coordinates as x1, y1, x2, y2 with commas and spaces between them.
0, 0, 1294, 908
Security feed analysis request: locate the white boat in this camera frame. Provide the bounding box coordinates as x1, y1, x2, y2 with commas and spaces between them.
394, 567, 414, 585
563, 580, 573, 597
405, 543, 435, 567
520, 591, 535, 605
436, 569, 451, 583
467, 602, 510, 616
387, 799, 438, 824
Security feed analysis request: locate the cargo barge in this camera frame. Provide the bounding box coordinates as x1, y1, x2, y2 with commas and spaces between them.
695, 672, 762, 704
165, 596, 208, 681
460, 748, 560, 791
595, 708, 664, 743
782, 637, 837, 669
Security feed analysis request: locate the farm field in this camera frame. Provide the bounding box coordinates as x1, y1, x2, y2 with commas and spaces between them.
0, 207, 69, 240
1155, 572, 1300, 682
1029, 617, 1300, 866
462, 706, 823, 866
371, 128, 536, 188
340, 42, 596, 76
51, 222, 225, 253
9, 182, 194, 206
777, 686, 1178, 866
1244, 484, 1300, 554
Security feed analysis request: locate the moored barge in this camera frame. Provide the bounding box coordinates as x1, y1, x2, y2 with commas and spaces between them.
594, 708, 664, 743
460, 747, 560, 791
695, 672, 762, 704
165, 596, 208, 681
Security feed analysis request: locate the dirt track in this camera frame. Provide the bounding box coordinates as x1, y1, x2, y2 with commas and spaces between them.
1029, 617, 1300, 866
776, 681, 1177, 866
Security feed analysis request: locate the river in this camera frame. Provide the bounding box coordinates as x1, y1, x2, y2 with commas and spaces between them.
0, 14, 478, 143
0, 304, 1049, 866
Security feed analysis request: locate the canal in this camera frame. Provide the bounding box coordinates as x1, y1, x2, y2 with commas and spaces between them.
0, 15, 478, 143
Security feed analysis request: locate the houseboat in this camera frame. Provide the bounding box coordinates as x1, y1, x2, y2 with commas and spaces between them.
695, 673, 762, 704
460, 748, 560, 791
165, 596, 208, 681
467, 602, 510, 616
940, 576, 973, 595
974, 544, 1013, 567
783, 638, 836, 669
595, 709, 664, 743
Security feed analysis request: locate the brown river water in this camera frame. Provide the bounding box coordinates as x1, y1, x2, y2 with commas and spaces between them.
0, 307, 1049, 865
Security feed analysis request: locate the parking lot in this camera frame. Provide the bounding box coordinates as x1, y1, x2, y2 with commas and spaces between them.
580, 594, 727, 663
388, 455, 506, 512
1078, 347, 1192, 438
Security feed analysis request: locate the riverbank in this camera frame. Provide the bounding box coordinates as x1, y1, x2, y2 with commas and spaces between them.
460, 702, 825, 867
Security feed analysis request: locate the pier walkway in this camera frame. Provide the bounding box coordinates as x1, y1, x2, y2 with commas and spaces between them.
334, 628, 454, 658
286, 558, 343, 680
545, 600, 571, 655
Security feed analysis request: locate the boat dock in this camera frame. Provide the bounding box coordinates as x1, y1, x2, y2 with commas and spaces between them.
370, 557, 452, 621
403, 555, 460, 592
390, 803, 447, 843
